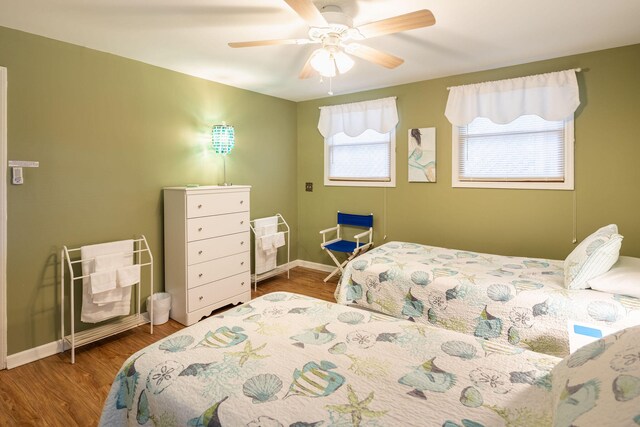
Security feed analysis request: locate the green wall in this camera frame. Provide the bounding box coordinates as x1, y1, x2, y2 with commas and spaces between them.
0, 26, 298, 355
297, 44, 640, 265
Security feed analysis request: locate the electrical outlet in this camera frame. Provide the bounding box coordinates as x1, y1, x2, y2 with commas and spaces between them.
305, 182, 313, 192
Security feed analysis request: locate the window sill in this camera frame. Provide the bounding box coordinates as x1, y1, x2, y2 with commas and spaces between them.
452, 180, 574, 190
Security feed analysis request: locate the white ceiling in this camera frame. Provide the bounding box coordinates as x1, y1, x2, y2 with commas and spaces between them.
1, 0, 640, 101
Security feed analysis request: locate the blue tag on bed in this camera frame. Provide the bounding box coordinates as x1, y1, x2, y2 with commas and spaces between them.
573, 324, 603, 338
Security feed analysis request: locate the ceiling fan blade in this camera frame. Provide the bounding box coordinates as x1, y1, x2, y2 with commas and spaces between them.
228, 39, 310, 48
299, 56, 315, 79
357, 9, 435, 39
345, 43, 404, 69
283, 0, 328, 27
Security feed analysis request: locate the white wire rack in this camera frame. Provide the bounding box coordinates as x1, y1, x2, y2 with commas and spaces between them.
60, 236, 154, 364
249, 213, 290, 291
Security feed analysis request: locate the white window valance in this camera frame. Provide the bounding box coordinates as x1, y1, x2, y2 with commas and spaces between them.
445, 69, 580, 126
318, 96, 398, 139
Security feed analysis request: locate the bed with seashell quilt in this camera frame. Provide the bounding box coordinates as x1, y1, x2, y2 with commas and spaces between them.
334, 241, 640, 357
99, 292, 640, 426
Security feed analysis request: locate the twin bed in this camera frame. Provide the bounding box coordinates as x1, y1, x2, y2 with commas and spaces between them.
101, 234, 640, 426
335, 242, 640, 357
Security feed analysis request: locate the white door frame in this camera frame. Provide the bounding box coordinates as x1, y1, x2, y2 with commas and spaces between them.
0, 67, 7, 369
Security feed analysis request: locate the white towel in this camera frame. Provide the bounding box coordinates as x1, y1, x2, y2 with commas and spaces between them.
89, 270, 116, 295
259, 232, 286, 255
254, 216, 278, 274
81, 240, 134, 323
117, 264, 141, 288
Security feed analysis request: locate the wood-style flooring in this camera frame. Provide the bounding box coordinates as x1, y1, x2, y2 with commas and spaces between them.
0, 267, 337, 426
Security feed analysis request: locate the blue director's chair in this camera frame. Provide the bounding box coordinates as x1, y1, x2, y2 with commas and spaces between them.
319, 212, 374, 282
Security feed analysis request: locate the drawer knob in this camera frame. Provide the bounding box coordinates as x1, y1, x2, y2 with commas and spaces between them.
240, 200, 244, 204
241, 261, 244, 265
199, 296, 203, 301
198, 227, 203, 232
199, 273, 203, 278
241, 281, 245, 286
240, 220, 244, 225
198, 204, 202, 209
198, 250, 203, 255
240, 241, 244, 245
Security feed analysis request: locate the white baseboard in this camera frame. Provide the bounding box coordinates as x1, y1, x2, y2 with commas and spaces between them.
293, 259, 335, 273
4, 259, 335, 369
6, 339, 66, 369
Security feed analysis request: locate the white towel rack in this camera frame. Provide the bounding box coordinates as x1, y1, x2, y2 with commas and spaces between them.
249, 213, 290, 291
60, 235, 154, 364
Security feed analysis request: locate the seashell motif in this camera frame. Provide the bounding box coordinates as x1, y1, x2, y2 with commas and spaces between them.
503, 263, 524, 270
328, 342, 347, 355
460, 386, 483, 408
379, 268, 401, 282
337, 311, 365, 325
567, 339, 608, 368
402, 243, 421, 249
432, 268, 458, 279
441, 340, 477, 360
612, 375, 640, 401
351, 260, 369, 271
507, 327, 520, 345
263, 293, 289, 302
523, 259, 550, 269
610, 345, 640, 373
488, 269, 514, 277
146, 360, 184, 395
411, 270, 432, 286
469, 368, 512, 394
587, 300, 623, 323
159, 335, 195, 353
511, 279, 544, 293
243, 374, 283, 404
438, 254, 454, 260
532, 300, 550, 317
487, 284, 513, 302
372, 257, 394, 264
455, 251, 478, 259
585, 239, 605, 256
225, 304, 255, 317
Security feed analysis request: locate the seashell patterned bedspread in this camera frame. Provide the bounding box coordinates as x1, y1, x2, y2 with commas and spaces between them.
335, 242, 640, 357
100, 292, 560, 426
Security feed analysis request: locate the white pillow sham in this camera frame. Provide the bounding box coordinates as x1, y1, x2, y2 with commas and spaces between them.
588, 256, 640, 298
564, 224, 623, 290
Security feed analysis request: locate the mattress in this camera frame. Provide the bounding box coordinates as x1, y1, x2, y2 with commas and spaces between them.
335, 242, 640, 356
100, 292, 558, 426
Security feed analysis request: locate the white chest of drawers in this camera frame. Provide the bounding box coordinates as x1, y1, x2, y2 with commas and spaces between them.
163, 185, 251, 326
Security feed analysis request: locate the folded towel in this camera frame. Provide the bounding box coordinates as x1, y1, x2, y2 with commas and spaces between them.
94, 253, 126, 272
254, 216, 278, 274
92, 287, 127, 305
90, 270, 117, 295
273, 231, 285, 249
117, 265, 141, 288
81, 240, 134, 323
259, 232, 286, 255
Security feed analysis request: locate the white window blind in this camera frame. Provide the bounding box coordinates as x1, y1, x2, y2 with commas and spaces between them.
327, 129, 391, 181
457, 115, 567, 182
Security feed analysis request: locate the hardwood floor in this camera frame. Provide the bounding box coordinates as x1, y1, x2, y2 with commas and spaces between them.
0, 267, 338, 426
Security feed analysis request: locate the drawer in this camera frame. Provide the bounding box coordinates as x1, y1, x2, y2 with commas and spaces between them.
187, 252, 249, 289
188, 272, 250, 312
187, 232, 249, 265
187, 192, 249, 218
187, 211, 249, 242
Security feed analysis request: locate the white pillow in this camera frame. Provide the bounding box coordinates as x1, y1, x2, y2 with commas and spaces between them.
564, 224, 623, 290
588, 256, 640, 298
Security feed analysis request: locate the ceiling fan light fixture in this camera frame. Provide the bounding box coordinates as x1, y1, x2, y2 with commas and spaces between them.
310, 48, 336, 77
333, 50, 354, 74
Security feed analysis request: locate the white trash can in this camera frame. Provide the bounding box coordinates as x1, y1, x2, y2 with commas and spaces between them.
147, 292, 171, 325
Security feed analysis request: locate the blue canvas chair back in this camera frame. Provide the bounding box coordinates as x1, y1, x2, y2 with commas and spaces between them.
337, 212, 373, 228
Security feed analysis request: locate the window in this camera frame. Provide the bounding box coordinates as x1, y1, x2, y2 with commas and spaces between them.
453, 114, 574, 189
324, 129, 396, 187
445, 69, 580, 190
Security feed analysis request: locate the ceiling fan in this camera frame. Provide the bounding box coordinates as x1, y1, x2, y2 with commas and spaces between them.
228, 0, 435, 80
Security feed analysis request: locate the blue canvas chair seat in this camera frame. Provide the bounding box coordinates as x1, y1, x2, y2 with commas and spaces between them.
319, 212, 373, 283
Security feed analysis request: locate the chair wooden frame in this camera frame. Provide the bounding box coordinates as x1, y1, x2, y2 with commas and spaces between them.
319, 212, 373, 282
